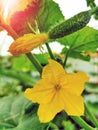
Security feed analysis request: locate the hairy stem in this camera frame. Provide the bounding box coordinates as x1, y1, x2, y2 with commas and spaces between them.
71, 116, 94, 130
46, 43, 55, 60
26, 53, 43, 74
85, 103, 98, 127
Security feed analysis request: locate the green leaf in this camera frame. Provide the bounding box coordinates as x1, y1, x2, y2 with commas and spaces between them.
0, 93, 30, 129
8, 114, 48, 130
0, 122, 14, 129
0, 75, 20, 96
35, 53, 49, 66
37, 0, 64, 32
0, 68, 35, 86
58, 26, 98, 59
12, 55, 36, 72
0, 93, 49, 130
62, 48, 90, 61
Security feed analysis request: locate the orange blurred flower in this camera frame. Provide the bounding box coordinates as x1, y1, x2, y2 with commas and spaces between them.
0, 0, 41, 36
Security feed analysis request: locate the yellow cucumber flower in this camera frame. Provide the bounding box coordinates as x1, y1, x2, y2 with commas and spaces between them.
24, 60, 89, 123
8, 33, 49, 55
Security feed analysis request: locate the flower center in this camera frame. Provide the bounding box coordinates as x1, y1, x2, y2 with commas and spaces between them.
55, 84, 61, 91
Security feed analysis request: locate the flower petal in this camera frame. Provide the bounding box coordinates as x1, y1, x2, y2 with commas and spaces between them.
9, 33, 49, 55
42, 60, 67, 84
38, 92, 64, 123
0, 0, 41, 35
61, 90, 84, 116
24, 79, 55, 104
65, 72, 89, 95
9, 0, 41, 35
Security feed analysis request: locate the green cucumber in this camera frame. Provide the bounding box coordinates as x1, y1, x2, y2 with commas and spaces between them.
48, 8, 98, 39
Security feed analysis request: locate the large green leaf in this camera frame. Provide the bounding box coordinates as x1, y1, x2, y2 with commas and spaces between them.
0, 93, 30, 129
0, 93, 48, 130
62, 48, 90, 61
7, 114, 48, 130
37, 0, 64, 32
12, 55, 36, 72
35, 53, 49, 66
58, 26, 98, 60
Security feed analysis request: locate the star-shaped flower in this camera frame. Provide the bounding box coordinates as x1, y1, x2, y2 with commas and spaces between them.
24, 60, 89, 123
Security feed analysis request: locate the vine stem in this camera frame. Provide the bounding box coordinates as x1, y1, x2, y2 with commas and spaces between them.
71, 116, 94, 130
63, 35, 79, 68
47, 122, 59, 130
90, 7, 98, 15
86, 0, 96, 8
26, 53, 42, 74
45, 43, 55, 60
63, 48, 70, 68
85, 103, 98, 127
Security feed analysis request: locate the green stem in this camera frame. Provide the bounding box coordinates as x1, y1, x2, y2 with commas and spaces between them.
90, 3, 96, 8
63, 49, 70, 68
45, 43, 55, 60
71, 116, 94, 130
26, 53, 42, 74
86, 0, 96, 8
63, 35, 79, 68
90, 7, 98, 15
85, 103, 98, 127
0, 68, 35, 85
47, 122, 59, 130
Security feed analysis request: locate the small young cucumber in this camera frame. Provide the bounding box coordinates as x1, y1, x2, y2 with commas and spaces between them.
48, 10, 91, 39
